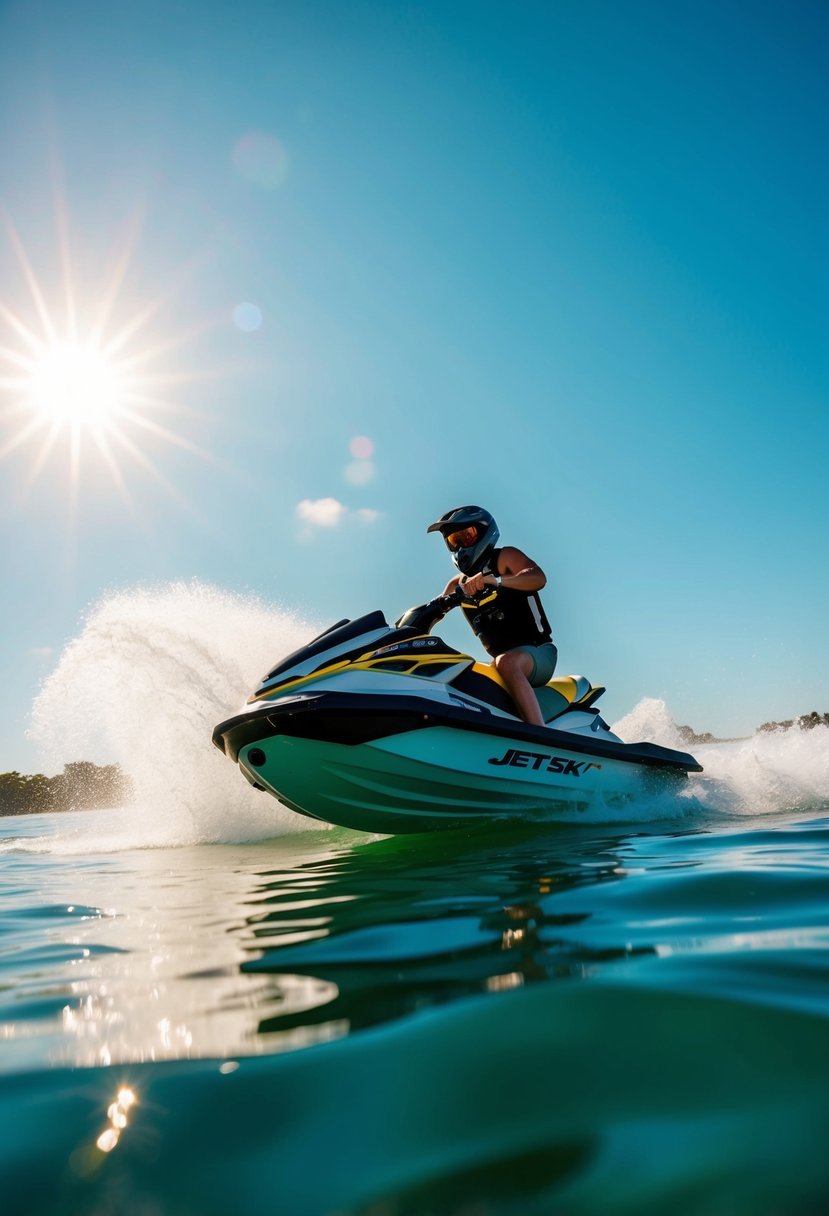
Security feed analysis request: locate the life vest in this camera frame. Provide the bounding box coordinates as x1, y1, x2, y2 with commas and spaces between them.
460, 547, 553, 656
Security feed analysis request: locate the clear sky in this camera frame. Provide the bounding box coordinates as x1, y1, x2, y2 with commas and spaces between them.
1, 0, 827, 773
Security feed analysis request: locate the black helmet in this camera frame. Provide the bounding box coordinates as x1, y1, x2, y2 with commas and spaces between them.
426, 505, 500, 575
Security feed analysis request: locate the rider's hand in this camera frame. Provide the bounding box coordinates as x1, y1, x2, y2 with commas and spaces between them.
460, 572, 490, 596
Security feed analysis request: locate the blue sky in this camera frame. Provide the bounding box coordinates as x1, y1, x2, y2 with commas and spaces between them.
1, 0, 827, 773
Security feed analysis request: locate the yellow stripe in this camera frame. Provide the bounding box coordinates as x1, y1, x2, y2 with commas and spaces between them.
248, 638, 471, 703
461, 592, 498, 609
472, 662, 508, 690
470, 669, 583, 702
351, 653, 469, 674
247, 658, 352, 703
250, 652, 589, 706
547, 676, 578, 702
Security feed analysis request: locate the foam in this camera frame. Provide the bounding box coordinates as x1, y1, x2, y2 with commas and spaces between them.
613, 698, 829, 818
29, 581, 325, 847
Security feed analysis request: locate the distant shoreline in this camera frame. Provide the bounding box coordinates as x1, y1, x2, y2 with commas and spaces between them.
0, 762, 133, 817
675, 711, 829, 747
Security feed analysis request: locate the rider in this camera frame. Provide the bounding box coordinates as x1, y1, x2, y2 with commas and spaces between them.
427, 505, 557, 727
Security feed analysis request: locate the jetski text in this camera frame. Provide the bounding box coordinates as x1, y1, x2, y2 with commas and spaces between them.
488, 747, 602, 776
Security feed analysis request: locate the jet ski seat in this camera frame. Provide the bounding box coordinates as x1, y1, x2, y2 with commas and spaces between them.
536, 677, 606, 724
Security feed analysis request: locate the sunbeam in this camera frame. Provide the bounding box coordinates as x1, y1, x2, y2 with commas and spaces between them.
0, 208, 218, 506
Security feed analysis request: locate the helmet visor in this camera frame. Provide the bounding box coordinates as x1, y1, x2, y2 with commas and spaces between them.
445, 525, 480, 551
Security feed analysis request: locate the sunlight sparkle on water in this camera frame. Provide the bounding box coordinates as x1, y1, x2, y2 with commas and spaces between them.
95, 1085, 138, 1153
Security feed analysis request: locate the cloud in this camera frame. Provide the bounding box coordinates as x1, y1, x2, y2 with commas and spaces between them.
296, 497, 348, 528
295, 498, 383, 537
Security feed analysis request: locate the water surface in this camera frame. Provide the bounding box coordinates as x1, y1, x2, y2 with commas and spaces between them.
3, 798, 829, 1215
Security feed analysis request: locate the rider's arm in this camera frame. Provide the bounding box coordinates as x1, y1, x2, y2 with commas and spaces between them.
484, 546, 546, 593
441, 574, 463, 598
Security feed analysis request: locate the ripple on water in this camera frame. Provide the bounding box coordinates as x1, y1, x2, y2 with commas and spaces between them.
2, 806, 829, 1213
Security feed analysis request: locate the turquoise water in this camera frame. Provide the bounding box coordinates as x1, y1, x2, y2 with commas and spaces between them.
5, 587, 829, 1213
3, 791, 829, 1215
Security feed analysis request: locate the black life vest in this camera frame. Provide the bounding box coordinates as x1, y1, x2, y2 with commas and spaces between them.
460, 547, 553, 656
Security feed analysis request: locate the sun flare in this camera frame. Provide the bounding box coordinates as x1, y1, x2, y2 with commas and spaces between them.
0, 209, 214, 507
27, 341, 124, 427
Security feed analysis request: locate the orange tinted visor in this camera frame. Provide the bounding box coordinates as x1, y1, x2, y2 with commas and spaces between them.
445, 525, 480, 550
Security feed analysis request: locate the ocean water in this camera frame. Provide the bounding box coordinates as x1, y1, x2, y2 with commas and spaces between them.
3, 583, 829, 1215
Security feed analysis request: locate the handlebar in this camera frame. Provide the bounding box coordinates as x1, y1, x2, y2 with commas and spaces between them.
394, 585, 477, 631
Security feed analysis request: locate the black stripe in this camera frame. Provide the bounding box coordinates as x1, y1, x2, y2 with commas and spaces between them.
213, 692, 703, 774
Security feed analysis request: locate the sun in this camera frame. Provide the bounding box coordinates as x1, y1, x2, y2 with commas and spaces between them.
27, 341, 124, 428
0, 208, 214, 505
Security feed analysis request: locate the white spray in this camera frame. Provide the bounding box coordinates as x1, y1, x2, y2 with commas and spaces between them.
29, 581, 323, 847
613, 696, 829, 818
27, 587, 829, 847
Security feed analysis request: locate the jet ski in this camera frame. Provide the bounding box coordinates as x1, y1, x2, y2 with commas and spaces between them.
212, 592, 703, 834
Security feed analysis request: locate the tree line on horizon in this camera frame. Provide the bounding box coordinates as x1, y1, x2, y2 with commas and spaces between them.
0, 762, 134, 816
676, 710, 828, 745
758, 711, 829, 734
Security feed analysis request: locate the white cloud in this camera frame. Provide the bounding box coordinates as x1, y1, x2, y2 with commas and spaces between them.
295, 497, 348, 528
295, 498, 383, 537
29, 647, 53, 658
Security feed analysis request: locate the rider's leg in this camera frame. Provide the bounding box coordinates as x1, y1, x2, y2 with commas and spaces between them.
494, 649, 544, 727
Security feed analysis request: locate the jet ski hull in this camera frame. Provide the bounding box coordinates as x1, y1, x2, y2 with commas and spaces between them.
214, 693, 700, 834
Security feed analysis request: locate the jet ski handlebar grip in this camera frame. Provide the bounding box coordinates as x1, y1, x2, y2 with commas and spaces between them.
395, 594, 459, 630
394, 587, 466, 631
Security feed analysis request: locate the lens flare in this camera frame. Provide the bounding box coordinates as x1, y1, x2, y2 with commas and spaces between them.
344, 459, 375, 486
0, 207, 217, 509
349, 435, 374, 460
233, 302, 263, 332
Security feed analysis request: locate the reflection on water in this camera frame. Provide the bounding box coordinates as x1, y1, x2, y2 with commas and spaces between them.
243, 827, 652, 1043
3, 811, 829, 1074
96, 1085, 137, 1153
3, 809, 829, 1214
0, 826, 350, 1070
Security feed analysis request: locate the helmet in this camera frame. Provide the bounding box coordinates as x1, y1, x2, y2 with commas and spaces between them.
426, 505, 500, 575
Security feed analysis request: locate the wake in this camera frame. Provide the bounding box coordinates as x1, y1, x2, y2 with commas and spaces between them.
613, 697, 829, 819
